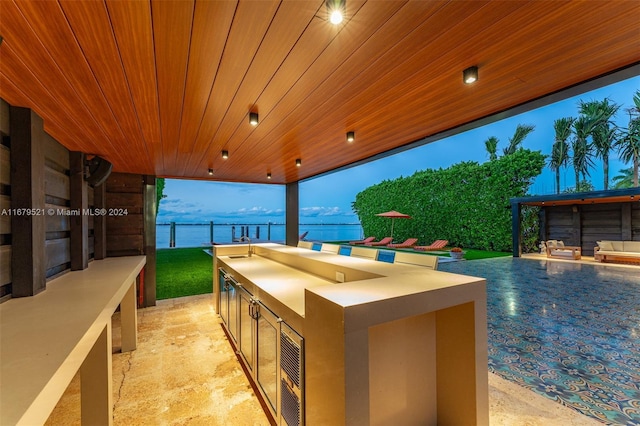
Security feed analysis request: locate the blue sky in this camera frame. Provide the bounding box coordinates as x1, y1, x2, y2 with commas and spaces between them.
158, 75, 639, 224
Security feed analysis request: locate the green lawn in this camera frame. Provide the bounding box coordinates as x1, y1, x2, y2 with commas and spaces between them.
156, 247, 213, 300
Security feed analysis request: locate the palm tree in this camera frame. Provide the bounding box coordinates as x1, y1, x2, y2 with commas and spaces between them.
580, 98, 620, 190
484, 136, 499, 161
549, 117, 574, 193
611, 167, 634, 189
615, 90, 640, 187
503, 124, 535, 156
571, 116, 595, 186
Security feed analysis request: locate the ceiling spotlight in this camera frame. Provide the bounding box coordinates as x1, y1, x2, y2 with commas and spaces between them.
249, 112, 259, 126
346, 131, 355, 142
221, 150, 228, 159
296, 158, 302, 167
267, 172, 272, 179
208, 168, 214, 176
463, 66, 478, 84
327, 0, 345, 25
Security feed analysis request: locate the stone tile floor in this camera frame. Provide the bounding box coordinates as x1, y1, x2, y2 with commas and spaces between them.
46, 293, 599, 425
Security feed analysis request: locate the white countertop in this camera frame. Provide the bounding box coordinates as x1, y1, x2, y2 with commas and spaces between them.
215, 244, 485, 323
0, 256, 146, 425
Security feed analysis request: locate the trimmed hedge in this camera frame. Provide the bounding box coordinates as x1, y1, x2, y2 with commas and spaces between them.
352, 149, 545, 252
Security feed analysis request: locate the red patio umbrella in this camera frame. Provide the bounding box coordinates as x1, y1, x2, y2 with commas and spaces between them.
375, 210, 411, 239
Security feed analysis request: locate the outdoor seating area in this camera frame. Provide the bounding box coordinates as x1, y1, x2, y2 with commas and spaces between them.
545, 240, 582, 260
386, 238, 419, 248
594, 240, 640, 263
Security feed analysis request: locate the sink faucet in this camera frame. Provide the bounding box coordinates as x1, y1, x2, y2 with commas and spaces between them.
239, 236, 252, 257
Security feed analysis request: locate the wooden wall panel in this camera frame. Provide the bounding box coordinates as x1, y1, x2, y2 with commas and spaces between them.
44, 167, 70, 201
0, 195, 10, 235
43, 133, 70, 171
0, 99, 9, 135
106, 172, 144, 257
0, 146, 9, 185
0, 246, 11, 287
0, 100, 9, 301
45, 238, 70, 271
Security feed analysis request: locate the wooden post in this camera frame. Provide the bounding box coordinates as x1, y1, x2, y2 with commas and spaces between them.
9, 107, 46, 296
143, 175, 156, 306
69, 151, 88, 270
94, 183, 107, 259
511, 202, 521, 257
286, 182, 299, 247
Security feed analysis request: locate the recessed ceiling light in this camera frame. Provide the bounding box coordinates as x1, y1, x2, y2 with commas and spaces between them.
327, 0, 345, 25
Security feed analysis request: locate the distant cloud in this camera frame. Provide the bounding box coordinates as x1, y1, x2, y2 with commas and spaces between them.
300, 206, 355, 218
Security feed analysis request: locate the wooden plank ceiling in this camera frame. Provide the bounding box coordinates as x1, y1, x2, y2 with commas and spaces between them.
1, 0, 639, 184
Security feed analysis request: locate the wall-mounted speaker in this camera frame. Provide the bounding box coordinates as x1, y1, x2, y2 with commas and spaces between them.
85, 155, 112, 186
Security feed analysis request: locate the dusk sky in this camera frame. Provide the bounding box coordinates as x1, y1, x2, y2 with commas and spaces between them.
158, 75, 639, 224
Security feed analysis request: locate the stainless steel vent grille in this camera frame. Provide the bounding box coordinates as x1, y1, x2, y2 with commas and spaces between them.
280, 331, 301, 388
281, 378, 301, 426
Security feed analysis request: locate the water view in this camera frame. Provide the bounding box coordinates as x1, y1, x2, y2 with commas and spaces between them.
156, 223, 363, 248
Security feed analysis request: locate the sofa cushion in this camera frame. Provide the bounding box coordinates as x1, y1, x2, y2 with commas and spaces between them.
597, 241, 614, 251
611, 241, 625, 251
623, 241, 640, 253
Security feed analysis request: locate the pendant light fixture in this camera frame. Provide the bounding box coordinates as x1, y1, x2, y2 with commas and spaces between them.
327, 0, 345, 25
463, 66, 478, 84
296, 158, 302, 167
221, 150, 229, 159
267, 172, 272, 180
208, 168, 214, 176
346, 131, 355, 142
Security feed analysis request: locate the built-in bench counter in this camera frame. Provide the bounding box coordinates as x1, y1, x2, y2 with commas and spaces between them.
0, 256, 145, 426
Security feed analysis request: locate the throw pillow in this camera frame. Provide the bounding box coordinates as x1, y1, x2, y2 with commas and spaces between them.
598, 241, 613, 251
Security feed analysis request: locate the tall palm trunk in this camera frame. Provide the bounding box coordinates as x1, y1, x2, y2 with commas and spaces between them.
603, 152, 609, 190
634, 153, 639, 187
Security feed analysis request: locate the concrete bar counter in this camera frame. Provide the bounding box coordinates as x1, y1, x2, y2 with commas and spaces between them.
213, 243, 488, 425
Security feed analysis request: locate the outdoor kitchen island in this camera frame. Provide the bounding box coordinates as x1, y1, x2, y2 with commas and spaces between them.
213, 243, 488, 426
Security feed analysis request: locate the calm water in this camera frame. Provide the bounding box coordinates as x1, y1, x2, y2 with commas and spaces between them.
155, 223, 363, 248
440, 258, 640, 424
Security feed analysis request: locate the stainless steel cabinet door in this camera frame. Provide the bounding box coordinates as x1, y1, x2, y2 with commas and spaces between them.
218, 269, 229, 327
257, 302, 279, 416
238, 285, 254, 370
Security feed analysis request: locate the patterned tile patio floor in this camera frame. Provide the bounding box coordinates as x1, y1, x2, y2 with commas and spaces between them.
440, 257, 640, 425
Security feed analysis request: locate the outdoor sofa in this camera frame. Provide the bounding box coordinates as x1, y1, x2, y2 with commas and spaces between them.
546, 240, 581, 260
594, 240, 640, 263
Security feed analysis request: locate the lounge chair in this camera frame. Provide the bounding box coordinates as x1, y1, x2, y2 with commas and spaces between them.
387, 238, 418, 248
349, 236, 376, 245
413, 239, 448, 251
365, 237, 393, 246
